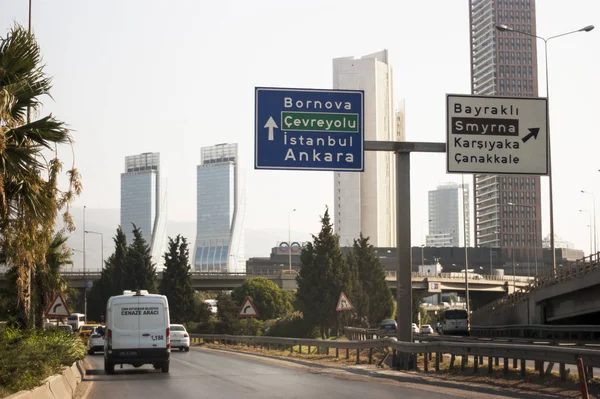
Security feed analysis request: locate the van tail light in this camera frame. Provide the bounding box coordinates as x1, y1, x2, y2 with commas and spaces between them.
166, 327, 171, 349
107, 329, 112, 349
183, 333, 189, 338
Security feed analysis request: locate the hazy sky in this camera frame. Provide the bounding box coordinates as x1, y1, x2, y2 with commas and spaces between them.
2, 0, 599, 257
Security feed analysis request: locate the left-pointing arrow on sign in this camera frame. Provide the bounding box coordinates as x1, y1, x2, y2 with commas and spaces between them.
265, 117, 278, 141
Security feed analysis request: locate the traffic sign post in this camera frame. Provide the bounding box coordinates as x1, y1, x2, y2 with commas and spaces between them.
45, 293, 70, 319
255, 87, 364, 171
336, 292, 354, 312
238, 296, 259, 336
446, 94, 548, 175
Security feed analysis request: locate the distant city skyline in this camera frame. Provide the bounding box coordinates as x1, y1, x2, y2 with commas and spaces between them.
2, 1, 597, 260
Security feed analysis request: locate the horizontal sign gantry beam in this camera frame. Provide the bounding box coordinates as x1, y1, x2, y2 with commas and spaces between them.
364, 141, 446, 153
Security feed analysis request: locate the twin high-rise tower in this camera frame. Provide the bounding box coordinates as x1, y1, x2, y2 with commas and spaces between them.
120, 144, 245, 273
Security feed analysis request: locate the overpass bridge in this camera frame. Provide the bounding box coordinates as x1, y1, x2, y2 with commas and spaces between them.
472, 253, 600, 326
0, 268, 530, 296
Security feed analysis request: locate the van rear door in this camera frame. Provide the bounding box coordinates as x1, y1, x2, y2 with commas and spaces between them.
138, 299, 168, 350
111, 298, 140, 350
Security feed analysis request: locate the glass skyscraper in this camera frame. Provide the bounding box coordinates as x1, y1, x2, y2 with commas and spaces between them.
193, 143, 245, 273
120, 152, 167, 269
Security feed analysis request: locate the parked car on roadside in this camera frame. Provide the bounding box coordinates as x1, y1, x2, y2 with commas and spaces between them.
420, 324, 434, 334
411, 323, 419, 334
378, 319, 397, 331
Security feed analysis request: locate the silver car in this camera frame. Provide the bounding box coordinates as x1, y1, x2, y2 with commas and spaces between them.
169, 324, 190, 352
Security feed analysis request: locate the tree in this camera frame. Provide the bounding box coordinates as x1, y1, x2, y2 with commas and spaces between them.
159, 235, 195, 323
215, 292, 240, 334
33, 232, 72, 328
347, 234, 394, 327
0, 25, 81, 327
296, 207, 352, 338
232, 277, 293, 321
125, 225, 157, 293
87, 227, 129, 321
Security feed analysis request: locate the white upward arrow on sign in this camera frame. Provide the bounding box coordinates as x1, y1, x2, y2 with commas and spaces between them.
264, 117, 278, 141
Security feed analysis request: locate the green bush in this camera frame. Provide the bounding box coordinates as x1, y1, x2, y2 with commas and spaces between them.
263, 312, 318, 338
0, 327, 86, 396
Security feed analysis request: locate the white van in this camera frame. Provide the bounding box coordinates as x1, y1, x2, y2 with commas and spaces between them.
104, 290, 171, 374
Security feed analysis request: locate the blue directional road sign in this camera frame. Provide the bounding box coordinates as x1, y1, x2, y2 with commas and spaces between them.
255, 87, 364, 171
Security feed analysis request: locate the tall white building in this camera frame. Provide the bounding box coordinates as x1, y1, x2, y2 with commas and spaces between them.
332, 50, 403, 247
193, 143, 245, 273
120, 152, 167, 269
426, 183, 470, 247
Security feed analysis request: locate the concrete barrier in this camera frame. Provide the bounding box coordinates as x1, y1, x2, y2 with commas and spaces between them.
5, 360, 85, 399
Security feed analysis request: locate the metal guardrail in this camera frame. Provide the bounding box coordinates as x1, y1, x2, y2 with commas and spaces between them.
190, 333, 600, 379
345, 326, 600, 346
474, 253, 600, 319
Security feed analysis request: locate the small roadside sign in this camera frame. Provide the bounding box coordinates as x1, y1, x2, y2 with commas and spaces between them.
45, 293, 70, 318
238, 297, 259, 318
446, 94, 548, 175
336, 292, 354, 312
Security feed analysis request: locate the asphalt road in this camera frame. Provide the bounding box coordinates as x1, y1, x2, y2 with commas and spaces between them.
84, 348, 464, 399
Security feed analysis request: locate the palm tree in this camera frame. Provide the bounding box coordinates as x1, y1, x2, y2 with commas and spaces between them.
0, 24, 81, 327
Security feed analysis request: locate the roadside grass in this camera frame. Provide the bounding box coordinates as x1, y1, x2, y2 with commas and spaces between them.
192, 338, 594, 397
0, 327, 86, 397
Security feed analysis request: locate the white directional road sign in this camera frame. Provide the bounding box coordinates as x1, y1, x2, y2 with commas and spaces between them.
446, 94, 548, 175
45, 293, 70, 318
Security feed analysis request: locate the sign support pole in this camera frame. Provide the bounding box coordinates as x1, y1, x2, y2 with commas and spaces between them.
365, 141, 445, 370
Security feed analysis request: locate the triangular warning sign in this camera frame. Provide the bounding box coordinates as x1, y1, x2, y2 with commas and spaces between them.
336, 292, 354, 311
237, 296, 259, 318
45, 293, 71, 318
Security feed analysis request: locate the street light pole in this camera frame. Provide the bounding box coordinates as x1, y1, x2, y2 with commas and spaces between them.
83, 206, 86, 278
579, 210, 593, 256
581, 191, 597, 254
85, 231, 104, 270
495, 23, 595, 276
288, 209, 296, 271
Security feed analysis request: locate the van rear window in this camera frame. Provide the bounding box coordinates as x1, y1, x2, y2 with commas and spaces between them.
444, 310, 468, 319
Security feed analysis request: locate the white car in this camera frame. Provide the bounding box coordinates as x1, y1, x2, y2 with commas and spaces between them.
420, 324, 434, 334
170, 324, 190, 352
87, 326, 105, 355
411, 323, 419, 334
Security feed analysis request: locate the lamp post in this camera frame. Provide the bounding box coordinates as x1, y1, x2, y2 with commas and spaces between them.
288, 209, 296, 271
579, 209, 593, 256
85, 231, 104, 270
489, 230, 499, 276
495, 23, 595, 276
83, 206, 86, 278
581, 191, 597, 254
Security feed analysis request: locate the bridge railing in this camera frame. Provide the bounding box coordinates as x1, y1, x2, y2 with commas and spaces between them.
190, 332, 600, 379
473, 252, 600, 321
